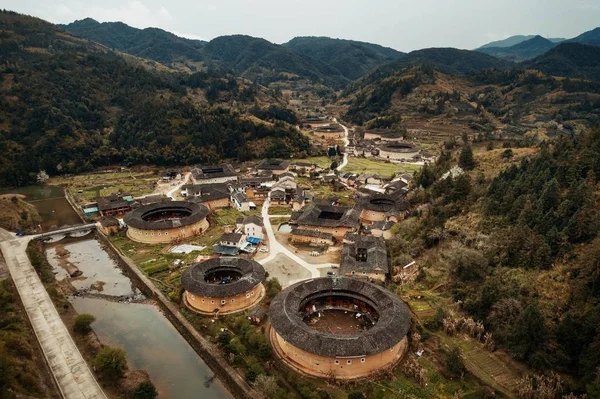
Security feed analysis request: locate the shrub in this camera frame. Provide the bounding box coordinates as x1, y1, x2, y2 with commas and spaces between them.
73, 314, 96, 335
445, 346, 465, 377
94, 346, 127, 381
348, 392, 365, 399
133, 381, 158, 399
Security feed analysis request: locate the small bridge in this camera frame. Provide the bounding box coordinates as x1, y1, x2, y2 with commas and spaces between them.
35, 223, 97, 241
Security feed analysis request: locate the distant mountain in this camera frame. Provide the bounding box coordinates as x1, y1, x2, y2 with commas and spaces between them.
61, 18, 206, 64
477, 35, 558, 62
479, 35, 564, 49
395, 47, 512, 75
524, 42, 600, 80
203, 35, 346, 86
282, 36, 405, 80
0, 11, 310, 187
62, 19, 347, 87
566, 27, 600, 46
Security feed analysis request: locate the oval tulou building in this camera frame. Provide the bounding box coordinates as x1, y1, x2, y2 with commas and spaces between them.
123, 201, 209, 244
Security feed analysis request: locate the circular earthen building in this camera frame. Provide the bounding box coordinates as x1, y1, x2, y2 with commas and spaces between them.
378, 142, 420, 160
358, 194, 409, 223
124, 201, 209, 244
181, 257, 266, 315
269, 277, 410, 379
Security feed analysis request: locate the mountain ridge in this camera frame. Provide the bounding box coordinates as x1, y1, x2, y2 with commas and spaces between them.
282, 36, 405, 80
477, 35, 558, 62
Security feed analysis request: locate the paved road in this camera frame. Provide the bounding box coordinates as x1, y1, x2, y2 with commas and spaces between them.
166, 171, 191, 199
334, 118, 350, 171
258, 201, 337, 285
0, 229, 107, 399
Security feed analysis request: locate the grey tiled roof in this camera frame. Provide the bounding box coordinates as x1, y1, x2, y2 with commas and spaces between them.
291, 229, 334, 240
191, 164, 237, 180
257, 159, 290, 171
123, 201, 209, 230
296, 203, 361, 228
340, 234, 390, 275
181, 257, 265, 297
269, 277, 410, 357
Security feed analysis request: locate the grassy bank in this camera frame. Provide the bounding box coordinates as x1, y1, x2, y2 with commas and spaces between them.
0, 276, 60, 399
0, 195, 41, 232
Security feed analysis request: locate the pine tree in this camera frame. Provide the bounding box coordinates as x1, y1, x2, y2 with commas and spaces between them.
459, 145, 476, 170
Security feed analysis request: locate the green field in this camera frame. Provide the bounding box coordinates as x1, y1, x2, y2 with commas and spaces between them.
268, 206, 292, 215
297, 156, 337, 169
50, 170, 159, 202
344, 158, 421, 177
212, 207, 260, 225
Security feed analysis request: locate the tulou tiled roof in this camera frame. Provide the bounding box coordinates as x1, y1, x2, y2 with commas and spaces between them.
269, 277, 410, 357
123, 201, 209, 230
181, 257, 265, 298
357, 194, 409, 213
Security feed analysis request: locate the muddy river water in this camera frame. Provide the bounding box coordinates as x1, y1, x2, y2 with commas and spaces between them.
46, 237, 232, 399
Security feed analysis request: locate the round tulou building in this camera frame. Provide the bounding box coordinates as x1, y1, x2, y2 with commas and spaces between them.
181, 257, 266, 315
124, 201, 209, 244
358, 194, 409, 223
377, 142, 421, 160
269, 277, 410, 379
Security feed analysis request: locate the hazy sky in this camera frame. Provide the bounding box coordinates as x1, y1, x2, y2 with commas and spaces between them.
4, 0, 600, 51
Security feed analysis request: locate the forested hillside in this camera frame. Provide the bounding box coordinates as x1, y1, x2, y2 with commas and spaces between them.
523, 42, 600, 81
62, 19, 348, 87
0, 11, 309, 187
339, 58, 600, 129
395, 48, 512, 75
393, 130, 600, 396
62, 18, 207, 65
283, 36, 404, 80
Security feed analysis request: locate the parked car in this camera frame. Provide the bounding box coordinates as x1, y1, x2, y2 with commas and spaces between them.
259, 247, 269, 253
327, 271, 336, 276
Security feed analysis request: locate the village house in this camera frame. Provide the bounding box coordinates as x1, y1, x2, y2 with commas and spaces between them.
290, 228, 335, 246
191, 164, 238, 185
219, 232, 245, 248
384, 179, 409, 196
340, 234, 389, 282
95, 193, 135, 217
182, 183, 231, 210
231, 191, 254, 212
370, 220, 396, 240
98, 216, 120, 235
236, 215, 264, 240
294, 202, 361, 240
290, 162, 318, 175
257, 159, 291, 176
248, 306, 268, 325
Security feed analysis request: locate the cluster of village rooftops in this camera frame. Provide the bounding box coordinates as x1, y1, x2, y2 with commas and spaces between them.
300, 117, 432, 162
80, 154, 414, 379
